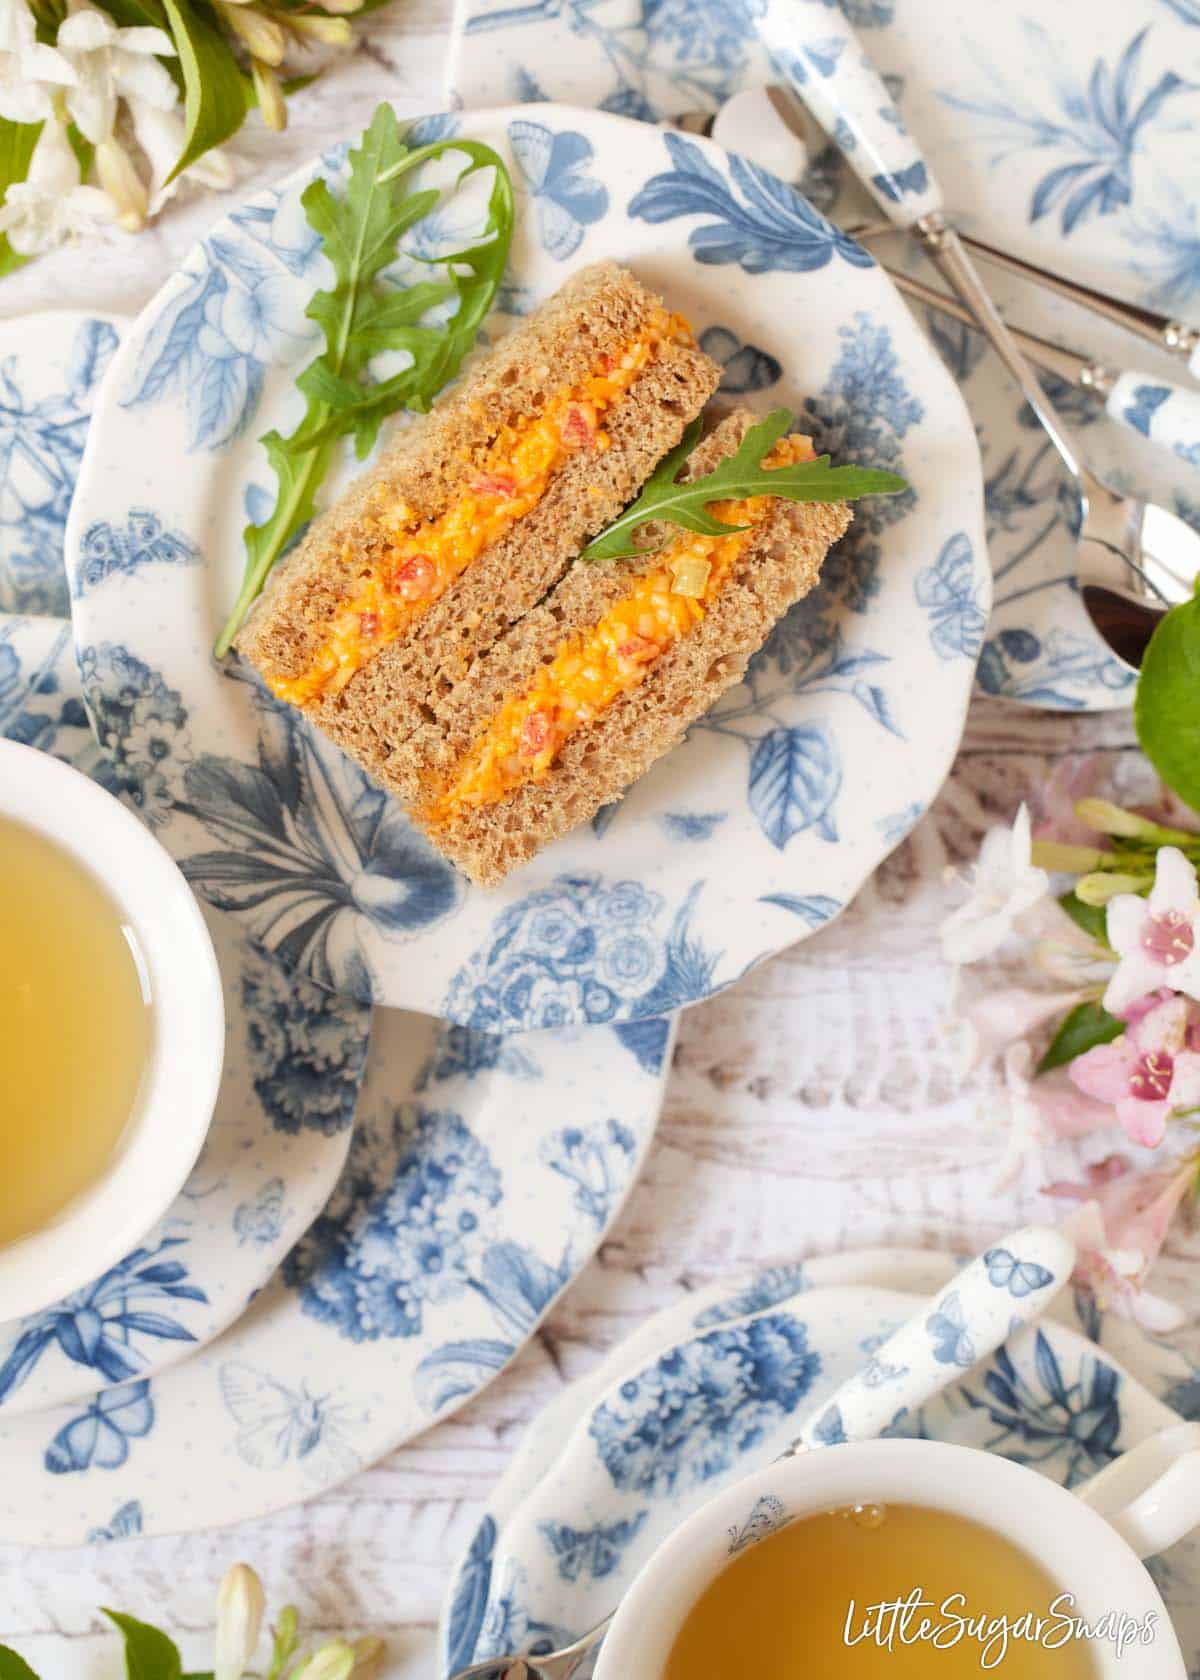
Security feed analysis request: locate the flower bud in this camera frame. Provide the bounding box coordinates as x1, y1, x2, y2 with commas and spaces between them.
220, 2, 287, 63
294, 1640, 355, 1680
351, 1635, 386, 1680
1075, 798, 1159, 840
271, 1605, 300, 1671
215, 1564, 265, 1680
288, 13, 352, 43
315, 0, 364, 13
95, 137, 148, 231
252, 60, 287, 131
1075, 871, 1153, 906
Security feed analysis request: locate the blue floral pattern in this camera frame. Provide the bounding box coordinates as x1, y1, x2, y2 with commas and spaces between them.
941, 25, 1194, 235
509, 120, 609, 259
538, 1511, 647, 1581
240, 946, 368, 1134
120, 222, 317, 451
697, 325, 782, 395
629, 131, 874, 274
72, 509, 199, 599
444, 875, 721, 1028
589, 1316, 820, 1495
0, 318, 118, 618
962, 1332, 1121, 1485
0, 1240, 205, 1409
915, 532, 987, 661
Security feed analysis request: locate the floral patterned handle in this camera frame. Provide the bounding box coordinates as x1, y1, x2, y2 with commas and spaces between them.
787, 1225, 1075, 1452
1106, 373, 1200, 468
756, 0, 943, 226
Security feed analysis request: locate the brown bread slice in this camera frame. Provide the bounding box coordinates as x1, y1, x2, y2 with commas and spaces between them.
396, 411, 852, 885
235, 262, 721, 741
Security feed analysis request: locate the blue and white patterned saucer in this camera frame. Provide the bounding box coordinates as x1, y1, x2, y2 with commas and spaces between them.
0, 612, 370, 1418
0, 1004, 672, 1543
439, 1249, 1200, 1675
66, 103, 986, 1016
450, 0, 1200, 711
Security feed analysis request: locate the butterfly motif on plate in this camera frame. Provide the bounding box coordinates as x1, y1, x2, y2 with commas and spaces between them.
219, 1362, 365, 1483
44, 1380, 154, 1475
983, 1247, 1055, 1298
914, 531, 986, 660
926, 1290, 976, 1368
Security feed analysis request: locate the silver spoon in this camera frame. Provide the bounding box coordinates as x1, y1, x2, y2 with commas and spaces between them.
446, 1225, 1074, 1680
747, 6, 1200, 670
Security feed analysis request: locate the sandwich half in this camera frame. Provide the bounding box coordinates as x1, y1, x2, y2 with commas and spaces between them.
236, 262, 722, 780
401, 410, 852, 885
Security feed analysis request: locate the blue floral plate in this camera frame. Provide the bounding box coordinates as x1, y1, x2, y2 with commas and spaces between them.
0, 613, 371, 1417
0, 312, 129, 621
66, 103, 986, 1015
451, 0, 1200, 712
0, 997, 673, 1543
439, 1249, 1200, 1675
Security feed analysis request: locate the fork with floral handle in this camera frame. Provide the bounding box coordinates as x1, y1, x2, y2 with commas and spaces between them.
446, 1225, 1074, 1679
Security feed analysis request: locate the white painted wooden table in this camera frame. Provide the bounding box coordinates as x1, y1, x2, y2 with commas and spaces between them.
2, 14, 1192, 1674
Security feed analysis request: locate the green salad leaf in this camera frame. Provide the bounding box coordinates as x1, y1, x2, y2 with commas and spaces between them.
580, 409, 908, 563
215, 102, 514, 657
1134, 579, 1200, 817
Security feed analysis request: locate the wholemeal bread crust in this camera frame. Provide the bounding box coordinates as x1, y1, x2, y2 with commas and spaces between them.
235, 260, 720, 697
397, 411, 853, 884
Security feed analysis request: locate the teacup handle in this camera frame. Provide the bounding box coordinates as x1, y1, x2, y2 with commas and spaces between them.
1077, 1421, 1200, 1559
787, 1226, 1074, 1451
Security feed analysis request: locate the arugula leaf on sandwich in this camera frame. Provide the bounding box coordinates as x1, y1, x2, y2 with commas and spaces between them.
580, 409, 908, 564
215, 103, 515, 657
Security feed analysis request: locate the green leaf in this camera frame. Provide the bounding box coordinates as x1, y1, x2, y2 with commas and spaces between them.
580, 409, 909, 561
215, 103, 514, 654
1135, 584, 1200, 819
102, 1611, 183, 1680
0, 118, 43, 280
1037, 1000, 1124, 1075
0, 1645, 42, 1680
161, 0, 247, 183
1057, 890, 1111, 949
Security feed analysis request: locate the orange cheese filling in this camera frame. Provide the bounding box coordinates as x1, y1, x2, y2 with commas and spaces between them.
423, 434, 815, 826
269, 307, 692, 706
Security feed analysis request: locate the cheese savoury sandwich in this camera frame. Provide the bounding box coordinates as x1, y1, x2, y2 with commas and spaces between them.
237, 261, 905, 887
237, 261, 721, 761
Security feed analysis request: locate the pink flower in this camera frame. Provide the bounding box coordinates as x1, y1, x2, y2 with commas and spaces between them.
1030, 756, 1106, 847
1070, 996, 1200, 1148
953, 984, 1084, 1072
1104, 848, 1200, 1015
1044, 1155, 1196, 1329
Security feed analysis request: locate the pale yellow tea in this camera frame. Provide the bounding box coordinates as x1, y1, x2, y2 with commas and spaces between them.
0, 815, 152, 1245
665, 1502, 1106, 1677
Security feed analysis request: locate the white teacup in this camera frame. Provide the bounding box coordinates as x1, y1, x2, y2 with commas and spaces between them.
0, 740, 224, 1321
596, 1434, 1200, 1678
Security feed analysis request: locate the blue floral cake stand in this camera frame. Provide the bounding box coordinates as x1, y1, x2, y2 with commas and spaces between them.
440, 1248, 1200, 1675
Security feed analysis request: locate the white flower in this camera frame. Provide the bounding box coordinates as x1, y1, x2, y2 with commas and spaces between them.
128, 98, 234, 215
214, 1563, 265, 1680
940, 804, 1049, 965
0, 0, 76, 124
56, 2, 177, 144
1104, 847, 1200, 1015
0, 115, 116, 255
